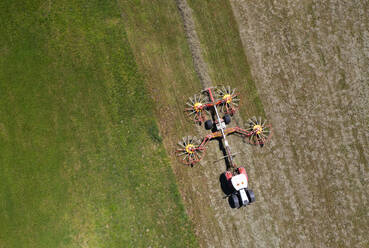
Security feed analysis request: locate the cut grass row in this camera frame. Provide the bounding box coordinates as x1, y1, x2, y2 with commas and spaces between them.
0, 0, 197, 247
187, 0, 265, 119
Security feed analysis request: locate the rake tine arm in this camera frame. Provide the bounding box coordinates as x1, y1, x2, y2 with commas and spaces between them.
198, 134, 212, 149
231, 126, 253, 137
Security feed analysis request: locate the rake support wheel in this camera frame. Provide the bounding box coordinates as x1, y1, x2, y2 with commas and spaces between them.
185, 93, 208, 124
215, 86, 239, 115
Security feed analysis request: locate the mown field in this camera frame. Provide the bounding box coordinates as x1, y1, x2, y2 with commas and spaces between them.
0, 0, 197, 247
121, 0, 271, 247
122, 0, 369, 247
230, 0, 368, 247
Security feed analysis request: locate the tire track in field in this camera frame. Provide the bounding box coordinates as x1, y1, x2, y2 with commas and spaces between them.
230, 0, 369, 247
176, 0, 271, 247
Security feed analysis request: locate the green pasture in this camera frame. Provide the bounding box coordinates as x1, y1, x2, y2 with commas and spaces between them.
0, 0, 197, 247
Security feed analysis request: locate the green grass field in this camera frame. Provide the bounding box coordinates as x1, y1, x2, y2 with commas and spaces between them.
0, 0, 197, 247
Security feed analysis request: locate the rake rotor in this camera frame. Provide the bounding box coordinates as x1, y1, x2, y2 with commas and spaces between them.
185, 94, 209, 123
215, 85, 239, 115
245, 116, 272, 145
176, 136, 205, 165
177, 87, 273, 166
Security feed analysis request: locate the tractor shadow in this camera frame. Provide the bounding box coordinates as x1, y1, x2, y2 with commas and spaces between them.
216, 137, 231, 170
216, 138, 237, 208
219, 173, 233, 195
219, 173, 238, 208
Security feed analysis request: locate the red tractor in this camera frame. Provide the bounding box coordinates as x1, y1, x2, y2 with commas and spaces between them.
224, 167, 255, 208
176, 87, 272, 208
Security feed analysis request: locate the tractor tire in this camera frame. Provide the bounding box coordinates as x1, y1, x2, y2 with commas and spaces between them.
247, 189, 255, 203
224, 114, 231, 125
205, 120, 213, 130
230, 194, 240, 209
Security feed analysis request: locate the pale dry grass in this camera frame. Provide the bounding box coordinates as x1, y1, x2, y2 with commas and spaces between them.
230, 0, 369, 247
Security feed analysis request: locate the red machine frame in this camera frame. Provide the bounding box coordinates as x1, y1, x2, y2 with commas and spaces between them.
176, 87, 272, 166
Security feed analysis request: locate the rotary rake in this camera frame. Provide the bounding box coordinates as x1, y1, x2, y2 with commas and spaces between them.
184, 86, 239, 123
176, 86, 273, 208
177, 86, 272, 166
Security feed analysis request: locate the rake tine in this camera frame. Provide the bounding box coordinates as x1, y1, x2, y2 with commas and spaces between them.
178, 142, 185, 148
249, 117, 257, 126
259, 134, 266, 144
255, 133, 261, 143
231, 88, 235, 96
252, 116, 258, 124
262, 118, 267, 127
222, 86, 226, 94
186, 102, 193, 107
227, 85, 231, 94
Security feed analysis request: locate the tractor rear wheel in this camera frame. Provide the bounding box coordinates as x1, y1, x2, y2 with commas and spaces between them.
205, 120, 213, 130
247, 189, 255, 203
229, 194, 240, 208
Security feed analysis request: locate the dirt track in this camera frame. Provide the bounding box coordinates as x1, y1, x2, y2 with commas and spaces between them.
175, 0, 369, 247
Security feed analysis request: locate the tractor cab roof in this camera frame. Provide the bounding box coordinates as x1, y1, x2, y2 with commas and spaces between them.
231, 174, 248, 191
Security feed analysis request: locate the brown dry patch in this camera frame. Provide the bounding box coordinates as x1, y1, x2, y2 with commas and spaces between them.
230, 0, 369, 247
